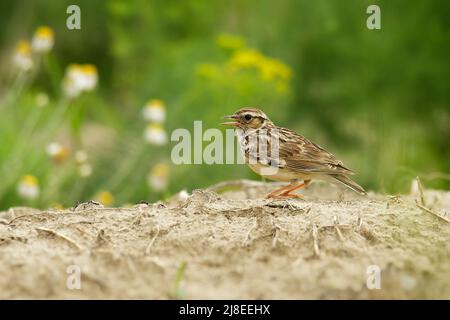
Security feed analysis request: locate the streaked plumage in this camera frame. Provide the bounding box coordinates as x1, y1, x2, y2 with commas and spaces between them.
222, 108, 366, 198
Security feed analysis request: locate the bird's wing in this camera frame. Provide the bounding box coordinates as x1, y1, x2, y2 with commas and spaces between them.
274, 127, 355, 175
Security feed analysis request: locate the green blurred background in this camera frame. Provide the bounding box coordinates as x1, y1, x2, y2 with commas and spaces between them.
0, 0, 448, 209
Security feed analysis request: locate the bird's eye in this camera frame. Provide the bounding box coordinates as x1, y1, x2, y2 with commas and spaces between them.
244, 114, 252, 121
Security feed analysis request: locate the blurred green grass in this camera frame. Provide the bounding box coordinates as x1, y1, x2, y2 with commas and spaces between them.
0, 0, 448, 209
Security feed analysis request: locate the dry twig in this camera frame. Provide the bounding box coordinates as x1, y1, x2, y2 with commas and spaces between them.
36, 227, 83, 250
356, 215, 363, 228
242, 220, 257, 246
272, 225, 281, 248
333, 216, 345, 241
312, 224, 320, 257
145, 225, 160, 255
416, 202, 450, 223
416, 176, 426, 206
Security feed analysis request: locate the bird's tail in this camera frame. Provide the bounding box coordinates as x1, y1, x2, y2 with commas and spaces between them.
332, 174, 367, 195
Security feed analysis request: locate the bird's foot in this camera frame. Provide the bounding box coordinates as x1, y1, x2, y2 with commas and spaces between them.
265, 192, 304, 200
265, 180, 308, 199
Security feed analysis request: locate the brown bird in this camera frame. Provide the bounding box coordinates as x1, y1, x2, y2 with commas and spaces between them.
222, 108, 367, 198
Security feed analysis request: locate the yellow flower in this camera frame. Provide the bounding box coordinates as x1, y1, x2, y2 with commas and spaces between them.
50, 202, 64, 210
229, 49, 264, 70
46, 142, 69, 163
148, 163, 169, 192
67, 63, 82, 74
152, 163, 169, 177
258, 58, 292, 82
17, 175, 40, 200
16, 41, 31, 55
13, 40, 33, 71
228, 48, 292, 86
95, 191, 114, 206
34, 26, 54, 38
144, 123, 168, 146
81, 64, 98, 76
22, 175, 38, 185
32, 26, 54, 53
216, 33, 246, 52
143, 99, 166, 123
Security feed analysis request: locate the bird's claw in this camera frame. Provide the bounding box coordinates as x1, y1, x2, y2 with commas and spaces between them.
265, 193, 304, 200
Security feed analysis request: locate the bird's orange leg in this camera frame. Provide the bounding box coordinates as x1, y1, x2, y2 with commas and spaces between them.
265, 183, 296, 199
266, 180, 310, 199
267, 180, 311, 199
279, 182, 305, 197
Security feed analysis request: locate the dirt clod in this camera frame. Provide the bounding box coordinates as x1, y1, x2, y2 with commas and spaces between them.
0, 182, 449, 299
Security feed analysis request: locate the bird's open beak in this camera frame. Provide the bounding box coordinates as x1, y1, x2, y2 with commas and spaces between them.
221, 115, 239, 127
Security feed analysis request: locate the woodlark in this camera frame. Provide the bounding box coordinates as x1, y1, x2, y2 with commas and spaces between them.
222, 108, 367, 198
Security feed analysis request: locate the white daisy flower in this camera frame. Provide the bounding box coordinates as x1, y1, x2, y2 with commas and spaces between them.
63, 76, 81, 98
46, 142, 69, 163
17, 175, 40, 200
144, 123, 168, 146
178, 189, 189, 201
143, 99, 166, 123
78, 64, 98, 91
62, 64, 98, 98
148, 163, 169, 192
31, 26, 54, 53
78, 163, 92, 178
75, 150, 88, 164
13, 41, 33, 71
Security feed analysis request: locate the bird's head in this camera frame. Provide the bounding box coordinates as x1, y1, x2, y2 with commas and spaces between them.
222, 108, 272, 130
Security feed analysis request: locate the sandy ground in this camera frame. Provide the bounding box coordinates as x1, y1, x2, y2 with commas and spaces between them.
0, 180, 449, 299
